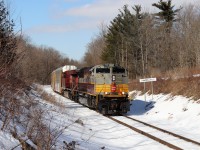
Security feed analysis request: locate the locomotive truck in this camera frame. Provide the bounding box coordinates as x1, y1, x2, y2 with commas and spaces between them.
51, 64, 130, 115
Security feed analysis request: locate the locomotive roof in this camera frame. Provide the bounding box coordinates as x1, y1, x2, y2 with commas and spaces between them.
62, 65, 77, 72
52, 65, 77, 73
89, 64, 124, 70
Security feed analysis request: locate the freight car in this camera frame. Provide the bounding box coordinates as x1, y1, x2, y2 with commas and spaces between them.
51, 65, 79, 100
51, 64, 130, 115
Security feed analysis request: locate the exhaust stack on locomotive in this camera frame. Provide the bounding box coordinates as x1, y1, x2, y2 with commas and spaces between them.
51, 64, 130, 115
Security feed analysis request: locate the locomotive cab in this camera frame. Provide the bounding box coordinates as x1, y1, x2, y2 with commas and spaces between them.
78, 64, 130, 115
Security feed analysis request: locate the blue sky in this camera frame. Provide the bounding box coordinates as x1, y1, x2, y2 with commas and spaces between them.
10, 0, 197, 61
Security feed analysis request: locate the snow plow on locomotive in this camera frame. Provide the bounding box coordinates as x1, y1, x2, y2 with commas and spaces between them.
51, 64, 130, 115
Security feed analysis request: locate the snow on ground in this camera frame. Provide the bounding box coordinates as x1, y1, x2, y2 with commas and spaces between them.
128, 91, 200, 142
0, 128, 21, 150
41, 86, 168, 150
41, 85, 200, 149
1, 84, 199, 149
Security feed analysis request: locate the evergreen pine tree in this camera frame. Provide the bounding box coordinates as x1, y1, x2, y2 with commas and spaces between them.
0, 0, 17, 70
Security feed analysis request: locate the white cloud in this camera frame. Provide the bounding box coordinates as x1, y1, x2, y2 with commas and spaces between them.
63, 0, 198, 18
63, 0, 132, 19
30, 0, 200, 34
55, 0, 198, 31
26, 20, 100, 34
61, 0, 199, 25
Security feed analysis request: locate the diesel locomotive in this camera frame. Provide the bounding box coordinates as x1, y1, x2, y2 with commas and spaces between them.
51, 64, 130, 115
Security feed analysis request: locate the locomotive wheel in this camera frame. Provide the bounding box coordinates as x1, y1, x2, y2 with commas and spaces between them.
91, 97, 96, 108
74, 92, 79, 102
68, 91, 72, 99
101, 106, 108, 115
87, 95, 92, 108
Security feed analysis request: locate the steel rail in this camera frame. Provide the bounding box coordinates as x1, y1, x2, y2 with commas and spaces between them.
124, 115, 200, 146
58, 92, 200, 149
107, 116, 183, 150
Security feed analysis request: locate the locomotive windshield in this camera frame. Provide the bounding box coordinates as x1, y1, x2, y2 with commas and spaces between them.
113, 66, 125, 73
96, 68, 110, 73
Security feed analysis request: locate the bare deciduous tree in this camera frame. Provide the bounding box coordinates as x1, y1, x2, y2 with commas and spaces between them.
84, 23, 106, 66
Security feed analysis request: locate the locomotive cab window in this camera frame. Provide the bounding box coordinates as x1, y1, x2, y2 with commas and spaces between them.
113, 67, 125, 74
96, 68, 110, 73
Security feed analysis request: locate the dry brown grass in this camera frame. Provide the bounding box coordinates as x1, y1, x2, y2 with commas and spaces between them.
129, 67, 200, 100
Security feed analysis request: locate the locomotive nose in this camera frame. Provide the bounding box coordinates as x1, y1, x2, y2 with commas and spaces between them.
111, 82, 117, 92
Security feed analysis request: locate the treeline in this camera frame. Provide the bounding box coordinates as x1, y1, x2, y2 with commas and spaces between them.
84, 0, 200, 79
0, 0, 80, 84
2, 0, 200, 83
14, 38, 80, 84
3, 35, 80, 84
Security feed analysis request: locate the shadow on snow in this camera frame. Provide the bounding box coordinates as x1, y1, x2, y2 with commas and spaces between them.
128, 99, 155, 116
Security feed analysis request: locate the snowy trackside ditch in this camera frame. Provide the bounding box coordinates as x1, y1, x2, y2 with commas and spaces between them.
33, 85, 200, 149
128, 91, 200, 141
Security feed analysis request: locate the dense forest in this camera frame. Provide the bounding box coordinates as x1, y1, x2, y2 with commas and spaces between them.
1, 0, 200, 84
84, 1, 200, 79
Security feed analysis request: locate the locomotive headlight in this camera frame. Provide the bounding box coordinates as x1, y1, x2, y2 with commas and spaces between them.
105, 92, 110, 95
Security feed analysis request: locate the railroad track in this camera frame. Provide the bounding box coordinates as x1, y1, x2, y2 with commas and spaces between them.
53, 92, 200, 149
107, 115, 200, 150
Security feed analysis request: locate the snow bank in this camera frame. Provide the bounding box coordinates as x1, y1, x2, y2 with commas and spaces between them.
128, 91, 200, 141
0, 130, 21, 149
39, 85, 200, 149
